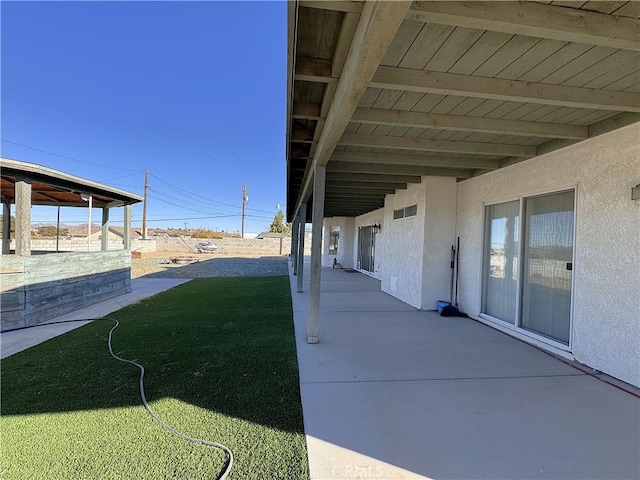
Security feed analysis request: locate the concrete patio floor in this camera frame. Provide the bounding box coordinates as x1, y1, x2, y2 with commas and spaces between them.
1, 278, 190, 359
290, 260, 640, 480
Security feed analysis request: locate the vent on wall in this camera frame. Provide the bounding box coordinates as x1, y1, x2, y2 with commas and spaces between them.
393, 205, 417, 220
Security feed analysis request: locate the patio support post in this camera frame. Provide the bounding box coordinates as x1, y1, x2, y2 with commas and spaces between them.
296, 202, 307, 293
15, 179, 31, 256
291, 212, 300, 275
101, 207, 109, 252
2, 200, 11, 254
307, 165, 325, 344
123, 205, 132, 251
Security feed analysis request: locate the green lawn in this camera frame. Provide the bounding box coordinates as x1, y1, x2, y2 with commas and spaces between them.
1, 276, 309, 480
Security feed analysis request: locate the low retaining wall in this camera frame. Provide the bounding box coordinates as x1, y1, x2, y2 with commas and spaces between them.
157, 236, 311, 256
0, 250, 131, 331
10, 238, 127, 252
7, 235, 311, 256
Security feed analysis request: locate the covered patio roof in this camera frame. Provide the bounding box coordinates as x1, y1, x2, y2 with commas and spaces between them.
0, 158, 143, 207
286, 0, 640, 220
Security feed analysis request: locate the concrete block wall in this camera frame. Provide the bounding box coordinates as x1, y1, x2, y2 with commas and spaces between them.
156, 236, 311, 256
11, 238, 127, 252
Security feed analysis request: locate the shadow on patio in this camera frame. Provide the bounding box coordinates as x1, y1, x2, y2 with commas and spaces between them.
291, 260, 640, 480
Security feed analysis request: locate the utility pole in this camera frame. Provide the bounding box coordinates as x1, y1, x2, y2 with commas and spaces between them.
142, 169, 149, 239
241, 185, 248, 239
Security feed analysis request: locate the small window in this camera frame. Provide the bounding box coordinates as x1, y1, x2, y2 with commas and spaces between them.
393, 205, 417, 220
329, 226, 340, 254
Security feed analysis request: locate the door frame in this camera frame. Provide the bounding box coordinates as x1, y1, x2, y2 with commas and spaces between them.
357, 225, 376, 274
479, 187, 577, 352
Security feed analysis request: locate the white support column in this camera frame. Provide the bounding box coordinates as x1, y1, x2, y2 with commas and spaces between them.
123, 205, 132, 250
307, 165, 326, 344
101, 208, 110, 251
296, 203, 307, 293
2, 200, 11, 254
291, 213, 300, 275
15, 180, 31, 256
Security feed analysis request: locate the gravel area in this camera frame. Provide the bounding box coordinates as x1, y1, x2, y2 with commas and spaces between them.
132, 253, 289, 278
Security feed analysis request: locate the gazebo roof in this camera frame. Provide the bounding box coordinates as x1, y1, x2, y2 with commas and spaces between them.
0, 158, 143, 207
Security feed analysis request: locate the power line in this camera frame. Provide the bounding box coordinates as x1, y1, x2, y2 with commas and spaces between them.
136, 214, 273, 223
149, 173, 242, 209
149, 172, 280, 215
148, 187, 234, 215
146, 192, 233, 216
1, 139, 139, 172
102, 170, 145, 182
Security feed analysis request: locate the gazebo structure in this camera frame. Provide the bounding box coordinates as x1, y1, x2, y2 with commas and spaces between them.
0, 158, 143, 331
286, 1, 640, 387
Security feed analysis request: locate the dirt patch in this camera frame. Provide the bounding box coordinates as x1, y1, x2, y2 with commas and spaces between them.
131, 252, 289, 279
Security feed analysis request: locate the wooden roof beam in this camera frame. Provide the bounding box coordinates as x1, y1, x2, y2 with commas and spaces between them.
352, 107, 588, 140
325, 201, 385, 207
326, 192, 387, 198
327, 180, 408, 190
291, 129, 316, 143
326, 172, 422, 183
339, 133, 535, 157
293, 1, 412, 219
300, 1, 364, 14
407, 1, 640, 51
325, 186, 398, 195
330, 150, 497, 169
327, 161, 475, 178
371, 66, 640, 112
295, 57, 337, 84
293, 102, 323, 120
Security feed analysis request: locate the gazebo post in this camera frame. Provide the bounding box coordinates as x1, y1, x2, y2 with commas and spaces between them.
15, 179, 31, 256
2, 199, 11, 254
101, 207, 109, 252
123, 205, 132, 251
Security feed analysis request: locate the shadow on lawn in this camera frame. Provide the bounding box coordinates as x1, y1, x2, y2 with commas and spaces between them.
1, 276, 305, 436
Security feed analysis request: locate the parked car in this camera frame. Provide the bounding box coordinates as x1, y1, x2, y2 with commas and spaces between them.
196, 241, 218, 253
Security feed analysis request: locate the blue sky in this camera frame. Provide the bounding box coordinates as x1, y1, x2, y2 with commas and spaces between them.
1, 1, 287, 233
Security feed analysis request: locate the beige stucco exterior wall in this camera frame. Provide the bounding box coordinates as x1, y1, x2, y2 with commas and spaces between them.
421, 176, 458, 310
322, 217, 355, 268
456, 122, 640, 387
353, 209, 385, 280
378, 183, 426, 308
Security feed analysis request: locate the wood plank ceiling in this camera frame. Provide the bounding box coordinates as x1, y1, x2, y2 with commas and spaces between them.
286, 0, 640, 220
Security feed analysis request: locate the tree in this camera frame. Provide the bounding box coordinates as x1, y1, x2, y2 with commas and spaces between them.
269, 211, 291, 235
191, 228, 221, 239
37, 225, 69, 237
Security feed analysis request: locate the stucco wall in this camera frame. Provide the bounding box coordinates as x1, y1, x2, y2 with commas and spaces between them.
322, 217, 355, 268
456, 122, 640, 386
421, 177, 458, 310
378, 183, 426, 308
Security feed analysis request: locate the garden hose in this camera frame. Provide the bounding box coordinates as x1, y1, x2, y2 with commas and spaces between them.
7, 318, 234, 480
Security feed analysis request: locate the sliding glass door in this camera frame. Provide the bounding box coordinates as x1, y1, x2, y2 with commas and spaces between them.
358, 226, 375, 273
482, 201, 519, 324
481, 190, 575, 347
520, 191, 574, 345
